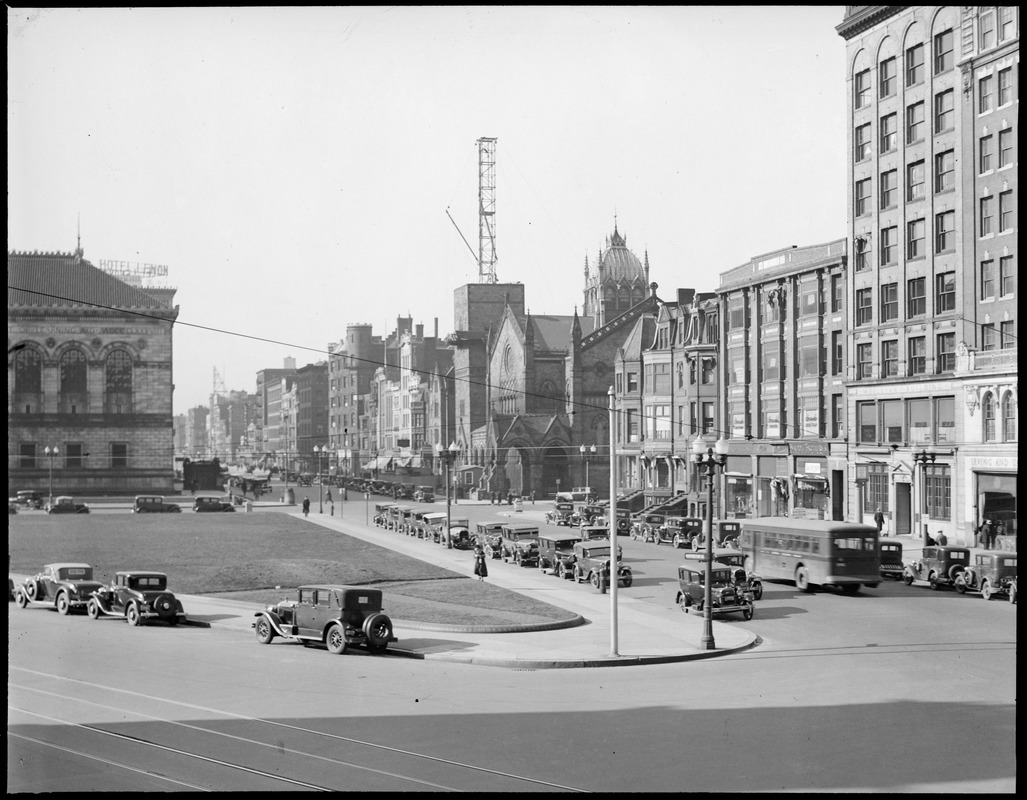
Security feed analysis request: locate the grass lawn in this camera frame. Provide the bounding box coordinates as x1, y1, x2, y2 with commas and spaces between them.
7, 513, 576, 627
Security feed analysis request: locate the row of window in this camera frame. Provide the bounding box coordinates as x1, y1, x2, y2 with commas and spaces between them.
857, 396, 956, 446
18, 442, 129, 469
12, 348, 133, 414
862, 462, 951, 519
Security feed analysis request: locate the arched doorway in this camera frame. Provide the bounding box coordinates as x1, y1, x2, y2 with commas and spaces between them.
541, 446, 571, 495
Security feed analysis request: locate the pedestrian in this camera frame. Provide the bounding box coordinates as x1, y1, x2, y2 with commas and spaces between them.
302, 497, 310, 517
507, 491, 513, 506
473, 544, 488, 582
935, 529, 947, 546
190, 479, 198, 496
994, 520, 1005, 549
980, 519, 994, 550
530, 491, 536, 504
873, 507, 885, 536
326, 488, 333, 504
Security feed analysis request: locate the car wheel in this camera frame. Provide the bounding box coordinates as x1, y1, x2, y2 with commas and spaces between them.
538, 558, 546, 573
56, 592, 71, 615
621, 573, 633, 588
15, 589, 28, 608
25, 581, 40, 601
903, 570, 914, 586
326, 623, 347, 654
752, 581, 763, 601
515, 552, 523, 566
574, 566, 583, 584
981, 580, 993, 601
363, 613, 393, 653
929, 574, 941, 591
558, 563, 568, 580
955, 578, 967, 594
590, 572, 600, 588
126, 602, 142, 627
673, 535, 682, 549
795, 566, 811, 593
743, 606, 754, 621
87, 598, 101, 619
692, 537, 701, 552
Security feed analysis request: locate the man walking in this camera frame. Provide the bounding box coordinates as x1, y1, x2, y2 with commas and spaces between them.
873, 507, 885, 536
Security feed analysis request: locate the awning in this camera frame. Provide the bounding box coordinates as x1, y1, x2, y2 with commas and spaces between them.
396, 456, 412, 468
409, 455, 422, 468
793, 474, 829, 494
361, 459, 376, 470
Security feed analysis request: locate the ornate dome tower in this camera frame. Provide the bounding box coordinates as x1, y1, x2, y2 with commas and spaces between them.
582, 224, 650, 327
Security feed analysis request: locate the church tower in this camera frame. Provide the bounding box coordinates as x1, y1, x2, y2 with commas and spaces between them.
582, 224, 650, 327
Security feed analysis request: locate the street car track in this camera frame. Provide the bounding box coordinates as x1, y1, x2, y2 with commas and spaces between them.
10, 668, 589, 792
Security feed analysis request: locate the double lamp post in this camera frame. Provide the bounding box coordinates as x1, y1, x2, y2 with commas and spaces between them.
692, 436, 728, 651
435, 442, 460, 549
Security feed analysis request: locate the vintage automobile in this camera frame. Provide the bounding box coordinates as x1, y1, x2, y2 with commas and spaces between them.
395, 484, 415, 501
608, 507, 633, 535
555, 488, 593, 504
87, 571, 187, 626
570, 541, 633, 589
476, 521, 506, 559
682, 549, 764, 600
691, 520, 743, 551
658, 516, 705, 548
537, 531, 582, 576
412, 486, 436, 504
570, 503, 605, 527
448, 518, 474, 549
133, 495, 182, 513
879, 540, 904, 580
373, 502, 396, 527
47, 496, 90, 514
14, 563, 105, 614
675, 563, 755, 620
500, 523, 541, 566
253, 584, 397, 655
954, 552, 1017, 600
193, 494, 236, 512
577, 525, 623, 558
902, 546, 970, 590
545, 502, 576, 526
13, 490, 45, 509
631, 512, 666, 543
8, 501, 17, 515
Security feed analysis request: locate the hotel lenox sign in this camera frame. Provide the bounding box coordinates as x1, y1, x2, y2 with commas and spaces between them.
97, 259, 170, 278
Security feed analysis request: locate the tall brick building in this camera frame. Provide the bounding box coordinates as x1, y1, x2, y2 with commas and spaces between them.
8, 248, 179, 495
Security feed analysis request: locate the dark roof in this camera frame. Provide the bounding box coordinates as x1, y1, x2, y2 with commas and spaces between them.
8, 250, 178, 314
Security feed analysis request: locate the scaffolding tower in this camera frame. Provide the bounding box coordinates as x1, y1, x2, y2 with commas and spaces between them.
477, 136, 497, 283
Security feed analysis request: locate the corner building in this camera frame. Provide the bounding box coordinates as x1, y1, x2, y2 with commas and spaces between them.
837, 6, 1017, 545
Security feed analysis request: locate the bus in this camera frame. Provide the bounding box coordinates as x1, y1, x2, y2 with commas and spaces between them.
738, 518, 880, 593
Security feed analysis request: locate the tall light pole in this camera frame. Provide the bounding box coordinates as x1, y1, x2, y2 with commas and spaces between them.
436, 442, 459, 549
44, 446, 59, 508
692, 436, 728, 650
913, 448, 936, 542
608, 388, 619, 657
313, 445, 325, 513
579, 443, 596, 490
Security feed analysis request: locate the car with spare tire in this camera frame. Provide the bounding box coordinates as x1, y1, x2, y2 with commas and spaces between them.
14, 562, 104, 614
86, 570, 187, 626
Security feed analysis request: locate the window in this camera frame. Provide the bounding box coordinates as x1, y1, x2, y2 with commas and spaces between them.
908, 336, 926, 375
701, 358, 715, 385
1001, 320, 1015, 349
880, 282, 898, 321
979, 75, 994, 113
881, 340, 899, 378
832, 331, 843, 375
855, 237, 870, 272
626, 409, 638, 442
800, 339, 819, 377
981, 323, 998, 352
105, 350, 133, 414
858, 401, 877, 442
763, 351, 779, 381
800, 287, 819, 317
14, 348, 42, 402
934, 396, 955, 443
934, 89, 954, 132
64, 443, 84, 469
866, 464, 889, 512
998, 67, 1013, 105
908, 397, 931, 443
702, 402, 714, 435
729, 302, 745, 330
903, 107, 925, 154
907, 277, 926, 317
934, 150, 954, 192
906, 43, 924, 86
20, 443, 36, 469
111, 442, 129, 468
999, 7, 1016, 42
876, 227, 896, 268
981, 259, 996, 299
878, 398, 902, 442
879, 57, 896, 96
907, 218, 926, 259
854, 68, 871, 108
999, 129, 1013, 168
980, 134, 994, 173
1002, 393, 1017, 441
689, 359, 697, 384
832, 395, 844, 438
857, 342, 873, 379
999, 191, 1013, 231
934, 29, 953, 74
980, 195, 996, 236
627, 372, 638, 392
856, 288, 873, 326
831, 274, 843, 312
935, 211, 955, 253
936, 332, 956, 372
936, 271, 956, 312
925, 465, 951, 520
1000, 256, 1015, 296
855, 124, 871, 162
880, 169, 897, 208
907, 160, 925, 201
980, 9, 996, 50
880, 113, 897, 153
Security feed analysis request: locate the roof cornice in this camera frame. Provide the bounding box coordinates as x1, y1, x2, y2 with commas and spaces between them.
835, 5, 906, 40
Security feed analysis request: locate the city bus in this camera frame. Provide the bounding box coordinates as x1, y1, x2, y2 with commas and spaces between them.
738, 518, 880, 593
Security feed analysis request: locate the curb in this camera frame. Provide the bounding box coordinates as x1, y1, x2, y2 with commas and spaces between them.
393, 613, 587, 634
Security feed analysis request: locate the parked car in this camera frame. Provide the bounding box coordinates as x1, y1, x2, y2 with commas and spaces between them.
253, 585, 397, 655
13, 490, 45, 509
373, 502, 396, 527
954, 553, 1017, 600
476, 521, 506, 559
902, 546, 970, 590
577, 525, 623, 558
8, 501, 18, 515
87, 571, 187, 626
14, 563, 104, 614
537, 531, 582, 576
631, 512, 666, 543
412, 486, 435, 503
133, 495, 182, 513
675, 563, 755, 620
658, 516, 705, 548
570, 541, 632, 588
47, 496, 90, 514
878, 540, 904, 580
691, 520, 742, 551
500, 523, 541, 566
570, 503, 605, 526
682, 549, 764, 600
395, 485, 415, 501
193, 494, 236, 512
545, 502, 576, 526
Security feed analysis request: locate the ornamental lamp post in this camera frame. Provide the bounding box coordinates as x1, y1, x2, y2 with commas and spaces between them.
579, 443, 596, 491
44, 446, 59, 508
912, 448, 936, 542
692, 436, 729, 650
436, 442, 459, 549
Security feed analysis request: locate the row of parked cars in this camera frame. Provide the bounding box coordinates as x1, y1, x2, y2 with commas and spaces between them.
9, 490, 90, 514
881, 542, 1017, 602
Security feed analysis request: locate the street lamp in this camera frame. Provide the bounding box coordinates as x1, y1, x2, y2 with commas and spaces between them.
44, 446, 59, 508
579, 443, 596, 490
692, 436, 729, 650
313, 445, 326, 513
912, 448, 936, 542
435, 442, 459, 549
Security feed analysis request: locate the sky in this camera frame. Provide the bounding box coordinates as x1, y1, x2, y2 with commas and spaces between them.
8, 6, 848, 415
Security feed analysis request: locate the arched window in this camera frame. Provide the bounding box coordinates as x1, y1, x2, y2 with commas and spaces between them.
1001, 393, 1017, 441
105, 349, 133, 414
60, 348, 88, 413
983, 392, 997, 442
14, 348, 42, 413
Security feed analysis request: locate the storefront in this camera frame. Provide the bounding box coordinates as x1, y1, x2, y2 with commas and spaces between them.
792, 457, 829, 519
